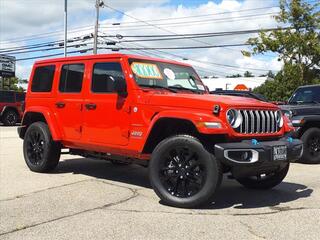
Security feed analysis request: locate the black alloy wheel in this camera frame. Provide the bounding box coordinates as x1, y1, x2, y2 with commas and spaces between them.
25, 130, 45, 165
149, 135, 222, 208
2, 110, 19, 126
300, 128, 320, 163
159, 146, 205, 198
307, 136, 320, 156
23, 122, 61, 172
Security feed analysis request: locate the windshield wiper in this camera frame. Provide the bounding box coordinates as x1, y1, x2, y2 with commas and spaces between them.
139, 84, 177, 93
168, 86, 204, 94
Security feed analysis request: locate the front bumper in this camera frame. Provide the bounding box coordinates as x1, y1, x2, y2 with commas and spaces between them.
215, 138, 303, 178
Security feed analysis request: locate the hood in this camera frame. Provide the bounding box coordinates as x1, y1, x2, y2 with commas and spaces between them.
280, 103, 320, 116
147, 92, 277, 110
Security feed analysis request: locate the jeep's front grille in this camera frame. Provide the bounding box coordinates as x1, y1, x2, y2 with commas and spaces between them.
235, 110, 280, 134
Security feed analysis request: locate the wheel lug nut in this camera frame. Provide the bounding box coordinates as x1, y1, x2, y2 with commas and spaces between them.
180, 176, 183, 179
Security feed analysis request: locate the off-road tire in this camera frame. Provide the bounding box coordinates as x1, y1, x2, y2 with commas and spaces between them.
23, 122, 61, 172
2, 109, 19, 126
236, 163, 289, 189
149, 135, 222, 208
300, 127, 320, 164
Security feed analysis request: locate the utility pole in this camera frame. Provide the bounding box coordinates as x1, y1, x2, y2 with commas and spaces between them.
93, 0, 104, 55
64, 0, 67, 57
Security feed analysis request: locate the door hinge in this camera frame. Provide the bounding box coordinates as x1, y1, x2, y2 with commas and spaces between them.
121, 129, 130, 138
124, 106, 131, 113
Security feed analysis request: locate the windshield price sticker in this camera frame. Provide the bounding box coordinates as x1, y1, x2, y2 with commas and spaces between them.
131, 62, 163, 79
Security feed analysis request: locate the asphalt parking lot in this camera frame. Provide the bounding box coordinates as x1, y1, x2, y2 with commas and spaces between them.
0, 126, 320, 240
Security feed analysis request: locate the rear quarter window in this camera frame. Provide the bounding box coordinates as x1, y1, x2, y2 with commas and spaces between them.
31, 65, 55, 92
0, 91, 15, 103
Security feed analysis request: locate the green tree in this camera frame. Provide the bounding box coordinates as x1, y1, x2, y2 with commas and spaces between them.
244, 0, 320, 99
226, 73, 242, 78
244, 71, 254, 77
0, 77, 27, 92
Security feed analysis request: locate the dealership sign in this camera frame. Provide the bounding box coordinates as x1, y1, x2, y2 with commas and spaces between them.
0, 55, 16, 77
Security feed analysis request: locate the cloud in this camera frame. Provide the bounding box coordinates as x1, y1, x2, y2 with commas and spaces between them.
1, 0, 282, 79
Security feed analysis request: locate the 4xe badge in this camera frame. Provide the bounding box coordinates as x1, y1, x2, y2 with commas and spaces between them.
131, 131, 143, 137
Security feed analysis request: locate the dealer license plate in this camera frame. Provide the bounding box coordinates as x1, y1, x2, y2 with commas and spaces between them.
273, 145, 287, 161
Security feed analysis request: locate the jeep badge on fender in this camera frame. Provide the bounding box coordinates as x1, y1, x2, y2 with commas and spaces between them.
18, 53, 303, 208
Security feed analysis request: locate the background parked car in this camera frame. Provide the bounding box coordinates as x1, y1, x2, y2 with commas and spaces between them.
210, 90, 269, 102
0, 90, 25, 126
280, 84, 320, 163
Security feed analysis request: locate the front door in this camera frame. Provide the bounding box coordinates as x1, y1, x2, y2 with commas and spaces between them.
54, 63, 85, 140
82, 60, 129, 146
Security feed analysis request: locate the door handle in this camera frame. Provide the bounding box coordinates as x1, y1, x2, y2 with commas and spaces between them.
55, 102, 65, 108
85, 103, 97, 110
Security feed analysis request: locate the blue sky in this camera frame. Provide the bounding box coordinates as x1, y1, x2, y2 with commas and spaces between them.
0, 0, 284, 80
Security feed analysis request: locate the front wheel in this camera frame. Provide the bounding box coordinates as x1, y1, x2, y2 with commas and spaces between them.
300, 128, 320, 163
23, 122, 61, 172
149, 135, 222, 208
236, 163, 289, 189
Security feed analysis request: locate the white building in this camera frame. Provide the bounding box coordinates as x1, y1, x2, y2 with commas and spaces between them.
201, 77, 272, 91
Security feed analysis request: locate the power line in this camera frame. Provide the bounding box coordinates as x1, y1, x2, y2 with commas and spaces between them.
108, 6, 279, 25
99, 27, 289, 43
100, 43, 250, 51
15, 48, 93, 61
2, 42, 94, 55
99, 12, 277, 30
0, 33, 94, 53
1, 27, 285, 54
0, 26, 94, 45
1, 6, 276, 44
99, 27, 288, 38
99, 35, 275, 73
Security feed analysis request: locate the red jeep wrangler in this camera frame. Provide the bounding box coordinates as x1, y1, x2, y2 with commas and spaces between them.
18, 54, 303, 208
0, 90, 25, 126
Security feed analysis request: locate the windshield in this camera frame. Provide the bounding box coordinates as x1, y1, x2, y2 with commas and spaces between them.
289, 86, 320, 104
129, 58, 206, 93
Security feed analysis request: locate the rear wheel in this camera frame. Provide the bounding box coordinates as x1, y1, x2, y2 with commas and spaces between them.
2, 109, 19, 126
236, 163, 289, 189
23, 122, 61, 172
300, 128, 320, 163
149, 135, 222, 208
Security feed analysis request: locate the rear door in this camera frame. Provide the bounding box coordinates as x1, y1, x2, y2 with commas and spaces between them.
82, 59, 130, 146
54, 63, 85, 140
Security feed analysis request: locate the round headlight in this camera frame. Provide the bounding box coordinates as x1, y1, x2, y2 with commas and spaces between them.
283, 110, 293, 120
226, 109, 243, 128
275, 111, 284, 128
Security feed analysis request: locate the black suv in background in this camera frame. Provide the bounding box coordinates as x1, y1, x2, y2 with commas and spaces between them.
210, 90, 269, 102
0, 90, 25, 126
280, 85, 320, 163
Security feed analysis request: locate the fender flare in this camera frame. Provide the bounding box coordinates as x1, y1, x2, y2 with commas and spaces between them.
23, 106, 63, 141
145, 110, 228, 139
1, 106, 19, 117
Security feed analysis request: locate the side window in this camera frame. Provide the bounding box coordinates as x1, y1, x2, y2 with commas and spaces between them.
31, 65, 55, 92
15, 92, 25, 102
0, 91, 14, 103
59, 64, 84, 93
91, 62, 124, 93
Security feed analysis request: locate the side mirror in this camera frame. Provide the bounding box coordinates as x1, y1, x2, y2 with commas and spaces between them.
113, 76, 127, 96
